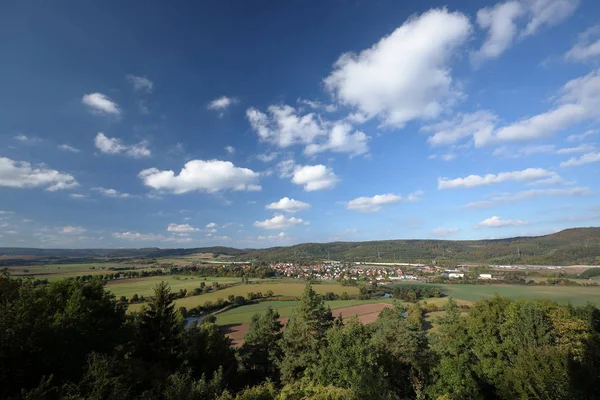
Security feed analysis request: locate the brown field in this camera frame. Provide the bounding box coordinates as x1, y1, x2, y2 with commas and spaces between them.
223, 302, 392, 346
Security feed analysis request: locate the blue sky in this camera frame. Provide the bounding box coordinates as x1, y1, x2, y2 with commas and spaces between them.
1, 0, 600, 249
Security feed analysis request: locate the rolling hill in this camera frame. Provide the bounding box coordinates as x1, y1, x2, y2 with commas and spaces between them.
1, 227, 599, 266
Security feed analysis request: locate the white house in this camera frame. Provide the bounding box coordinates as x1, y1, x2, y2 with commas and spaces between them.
448, 273, 464, 279
479, 273, 492, 280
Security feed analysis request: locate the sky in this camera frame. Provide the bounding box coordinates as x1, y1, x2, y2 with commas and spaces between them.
1, 0, 600, 249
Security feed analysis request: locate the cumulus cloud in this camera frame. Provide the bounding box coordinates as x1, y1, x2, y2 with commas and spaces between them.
225, 146, 235, 154
566, 129, 598, 142
304, 121, 369, 157
324, 9, 471, 127
167, 223, 199, 233
69, 194, 87, 199
481, 69, 600, 146
291, 164, 338, 191
92, 187, 134, 198
82, 93, 120, 115
247, 105, 369, 157
254, 214, 307, 230
345, 191, 423, 212
297, 99, 337, 112
439, 168, 556, 189
113, 232, 166, 241
0, 157, 78, 191
560, 152, 600, 167
492, 144, 556, 158
423, 111, 497, 147
266, 197, 310, 213
257, 232, 288, 240
94, 133, 151, 158
139, 159, 261, 194
14, 134, 42, 144
257, 152, 278, 162
463, 186, 590, 208
522, 0, 579, 37
126, 75, 154, 93
472, 1, 525, 65
432, 227, 459, 237
58, 144, 80, 153
61, 226, 86, 234
208, 96, 238, 110
565, 25, 600, 62
206, 222, 218, 229
475, 216, 527, 228
555, 143, 596, 154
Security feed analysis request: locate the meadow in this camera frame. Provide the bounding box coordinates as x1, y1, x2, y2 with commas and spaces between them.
127, 281, 360, 312
106, 275, 243, 298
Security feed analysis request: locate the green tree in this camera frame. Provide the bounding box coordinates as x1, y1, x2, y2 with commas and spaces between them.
279, 283, 333, 383
240, 306, 283, 384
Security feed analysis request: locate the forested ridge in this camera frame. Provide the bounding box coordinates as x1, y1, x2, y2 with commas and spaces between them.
2, 270, 600, 399
2, 227, 600, 266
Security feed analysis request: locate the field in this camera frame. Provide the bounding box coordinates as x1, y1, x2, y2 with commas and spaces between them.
106, 275, 243, 298
7, 263, 135, 281
127, 281, 359, 312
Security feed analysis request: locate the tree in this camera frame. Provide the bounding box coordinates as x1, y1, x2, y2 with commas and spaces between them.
132, 281, 183, 391
279, 283, 333, 383
240, 306, 283, 385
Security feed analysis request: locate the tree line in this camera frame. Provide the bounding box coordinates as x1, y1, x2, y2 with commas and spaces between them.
1, 269, 600, 399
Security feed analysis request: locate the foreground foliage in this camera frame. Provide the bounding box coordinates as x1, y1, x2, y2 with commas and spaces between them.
1, 271, 600, 399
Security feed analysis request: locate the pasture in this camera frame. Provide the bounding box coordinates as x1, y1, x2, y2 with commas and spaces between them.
106, 275, 243, 298
127, 281, 359, 312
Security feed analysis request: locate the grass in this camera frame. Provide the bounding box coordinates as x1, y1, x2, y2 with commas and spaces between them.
106, 276, 243, 299
214, 298, 393, 325
436, 283, 600, 305
127, 281, 360, 313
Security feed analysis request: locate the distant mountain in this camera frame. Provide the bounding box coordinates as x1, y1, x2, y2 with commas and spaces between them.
1, 228, 599, 266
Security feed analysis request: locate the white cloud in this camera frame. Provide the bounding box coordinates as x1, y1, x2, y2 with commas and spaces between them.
566, 129, 598, 142
92, 187, 134, 198
291, 164, 339, 191
126, 75, 154, 93
276, 159, 296, 178
0, 211, 14, 215
480, 69, 600, 146
324, 8, 471, 127
139, 159, 261, 194
257, 232, 288, 240
58, 144, 80, 153
560, 152, 600, 167
113, 232, 165, 241
254, 214, 307, 230
472, 1, 525, 65
61, 226, 86, 234
565, 25, 600, 62
423, 111, 497, 146
69, 193, 87, 199
463, 186, 590, 209
247, 105, 369, 156
556, 143, 596, 154
475, 216, 527, 228
247, 105, 325, 147
225, 145, 235, 154
432, 227, 459, 237
492, 144, 556, 158
304, 121, 369, 157
167, 223, 199, 233
208, 96, 238, 110
522, 0, 579, 37
206, 222, 218, 229
82, 93, 121, 115
266, 197, 310, 213
439, 168, 556, 189
257, 152, 278, 162
345, 191, 422, 212
94, 133, 151, 158
297, 99, 338, 112
0, 157, 78, 191
14, 134, 42, 144
346, 193, 402, 212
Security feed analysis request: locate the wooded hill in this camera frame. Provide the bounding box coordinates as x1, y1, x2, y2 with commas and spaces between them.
2, 227, 600, 266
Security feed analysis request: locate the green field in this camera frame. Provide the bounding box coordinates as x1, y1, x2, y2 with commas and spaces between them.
213, 298, 393, 325
106, 275, 243, 298
391, 282, 600, 306
127, 281, 359, 312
